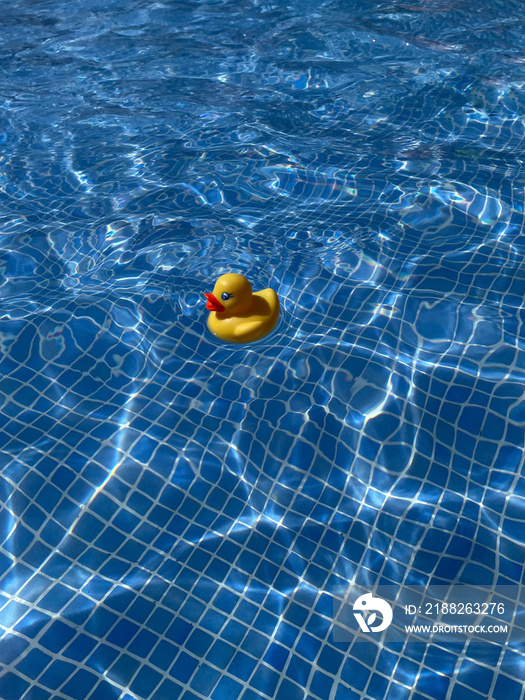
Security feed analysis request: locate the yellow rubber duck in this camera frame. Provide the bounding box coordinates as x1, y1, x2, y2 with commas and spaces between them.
204, 273, 280, 343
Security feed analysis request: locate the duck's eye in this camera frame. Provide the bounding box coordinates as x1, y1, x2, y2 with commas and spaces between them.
221, 292, 232, 301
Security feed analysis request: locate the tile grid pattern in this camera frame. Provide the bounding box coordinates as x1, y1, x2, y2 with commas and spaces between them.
1, 262, 525, 700
1, 1, 525, 699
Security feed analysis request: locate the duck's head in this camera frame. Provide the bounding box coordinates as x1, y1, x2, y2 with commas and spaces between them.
205, 273, 252, 314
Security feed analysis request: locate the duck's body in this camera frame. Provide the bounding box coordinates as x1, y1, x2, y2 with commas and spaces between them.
204, 273, 279, 343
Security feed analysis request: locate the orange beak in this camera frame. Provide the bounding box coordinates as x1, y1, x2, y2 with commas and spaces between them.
204, 293, 225, 312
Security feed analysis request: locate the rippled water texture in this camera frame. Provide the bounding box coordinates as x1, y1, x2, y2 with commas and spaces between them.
1, 0, 525, 699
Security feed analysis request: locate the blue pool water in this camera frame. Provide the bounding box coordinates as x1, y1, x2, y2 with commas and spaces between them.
1, 0, 525, 698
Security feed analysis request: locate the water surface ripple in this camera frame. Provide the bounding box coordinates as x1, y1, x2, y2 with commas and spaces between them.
1, 1, 525, 699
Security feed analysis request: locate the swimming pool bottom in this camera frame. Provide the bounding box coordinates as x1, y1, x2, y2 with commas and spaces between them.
1, 0, 525, 698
